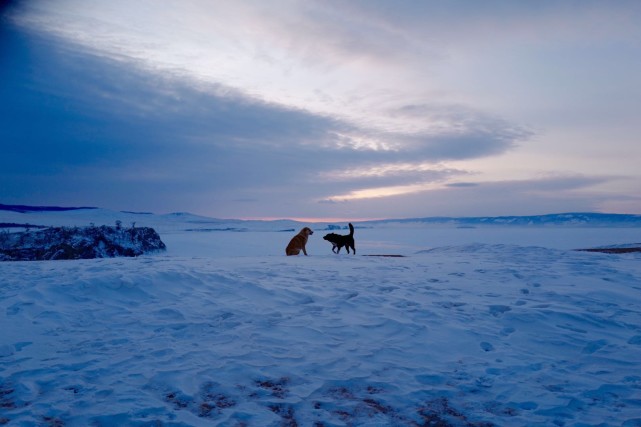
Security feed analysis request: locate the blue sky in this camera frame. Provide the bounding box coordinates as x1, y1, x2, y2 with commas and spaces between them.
2, 0, 640, 220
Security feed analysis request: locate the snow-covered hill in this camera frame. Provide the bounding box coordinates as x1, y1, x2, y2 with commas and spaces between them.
371, 212, 641, 227
2, 204, 641, 233
1, 206, 641, 425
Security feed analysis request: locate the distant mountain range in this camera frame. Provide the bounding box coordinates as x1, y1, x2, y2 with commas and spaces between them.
0, 203, 97, 213
2, 204, 641, 227
371, 213, 641, 227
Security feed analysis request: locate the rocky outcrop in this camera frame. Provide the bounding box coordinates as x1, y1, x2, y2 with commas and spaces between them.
0, 225, 166, 261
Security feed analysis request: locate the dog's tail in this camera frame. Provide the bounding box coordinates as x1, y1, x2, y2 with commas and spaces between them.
348, 223, 354, 236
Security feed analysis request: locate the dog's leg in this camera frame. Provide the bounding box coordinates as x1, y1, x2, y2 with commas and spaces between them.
303, 246, 308, 256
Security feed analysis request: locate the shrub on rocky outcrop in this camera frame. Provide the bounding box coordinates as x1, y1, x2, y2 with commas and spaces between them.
0, 225, 166, 261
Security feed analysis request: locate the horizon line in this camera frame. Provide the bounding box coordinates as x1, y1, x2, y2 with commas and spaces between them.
3, 204, 640, 222
234, 216, 388, 223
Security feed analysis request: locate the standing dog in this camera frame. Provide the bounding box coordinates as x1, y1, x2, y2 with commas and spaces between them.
323, 223, 355, 254
285, 227, 314, 256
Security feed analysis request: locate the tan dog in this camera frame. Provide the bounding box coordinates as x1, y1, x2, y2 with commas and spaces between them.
285, 227, 314, 256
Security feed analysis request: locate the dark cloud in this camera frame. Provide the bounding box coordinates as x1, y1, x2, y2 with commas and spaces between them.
0, 21, 529, 217
447, 182, 479, 188
0, 1, 21, 16
389, 103, 532, 160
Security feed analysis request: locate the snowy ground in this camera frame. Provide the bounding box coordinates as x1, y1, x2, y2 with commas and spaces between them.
2, 209, 641, 426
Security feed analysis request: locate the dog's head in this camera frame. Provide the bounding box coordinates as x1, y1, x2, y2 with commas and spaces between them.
301, 227, 313, 236
323, 233, 339, 242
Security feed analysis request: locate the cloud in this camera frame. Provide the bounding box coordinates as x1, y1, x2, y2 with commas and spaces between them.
0, 18, 532, 211
336, 0, 641, 49
5, 1, 535, 136
4, 1, 640, 218
319, 162, 463, 182
322, 182, 443, 203
446, 182, 479, 188
318, 175, 617, 219
321, 173, 609, 205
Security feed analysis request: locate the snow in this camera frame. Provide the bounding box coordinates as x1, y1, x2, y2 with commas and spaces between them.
2, 209, 641, 426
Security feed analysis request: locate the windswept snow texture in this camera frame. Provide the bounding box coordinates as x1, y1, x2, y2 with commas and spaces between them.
1, 209, 641, 425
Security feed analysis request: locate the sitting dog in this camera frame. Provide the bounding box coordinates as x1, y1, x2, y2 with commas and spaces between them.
285, 227, 314, 256
323, 223, 355, 254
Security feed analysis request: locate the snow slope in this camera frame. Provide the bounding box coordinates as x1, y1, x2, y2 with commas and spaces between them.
2, 209, 641, 426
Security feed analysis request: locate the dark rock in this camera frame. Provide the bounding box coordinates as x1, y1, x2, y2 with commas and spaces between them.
0, 225, 166, 261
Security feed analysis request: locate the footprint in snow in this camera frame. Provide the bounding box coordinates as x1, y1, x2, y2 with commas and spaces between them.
628, 335, 641, 345
437, 301, 466, 309
393, 300, 419, 309
501, 327, 515, 336
480, 342, 495, 352
344, 292, 358, 300
489, 305, 511, 317
582, 339, 608, 354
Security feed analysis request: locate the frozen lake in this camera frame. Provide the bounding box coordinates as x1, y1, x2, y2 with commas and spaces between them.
161, 225, 641, 258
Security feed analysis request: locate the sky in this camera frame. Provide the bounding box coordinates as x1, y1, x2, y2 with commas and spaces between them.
2, 0, 641, 221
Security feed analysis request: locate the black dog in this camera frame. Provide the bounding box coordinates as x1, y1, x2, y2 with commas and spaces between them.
323, 223, 355, 254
